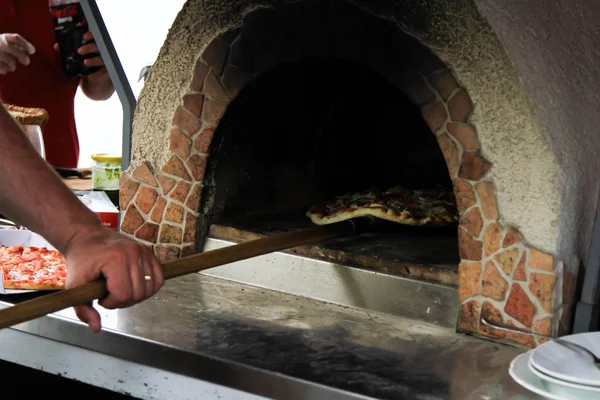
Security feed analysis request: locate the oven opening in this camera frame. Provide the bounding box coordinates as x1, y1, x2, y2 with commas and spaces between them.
201, 58, 459, 284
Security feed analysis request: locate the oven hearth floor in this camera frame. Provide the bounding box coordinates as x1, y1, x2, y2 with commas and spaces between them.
208, 216, 460, 286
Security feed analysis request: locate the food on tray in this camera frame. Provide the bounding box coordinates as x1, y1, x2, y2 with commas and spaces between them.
306, 185, 459, 226
0, 245, 66, 290
4, 103, 49, 131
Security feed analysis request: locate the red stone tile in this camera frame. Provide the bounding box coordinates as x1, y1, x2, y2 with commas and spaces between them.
494, 248, 520, 275
186, 183, 203, 212
201, 99, 228, 126
484, 223, 502, 257
506, 321, 536, 348
475, 182, 499, 221
422, 101, 447, 133
529, 273, 556, 314
537, 338, 551, 346
513, 253, 527, 281
154, 245, 180, 263
186, 154, 208, 181
480, 301, 506, 339
203, 70, 230, 102
458, 300, 481, 333
121, 205, 144, 234
201, 37, 229, 76
504, 283, 536, 328
428, 70, 457, 101
130, 162, 158, 187
172, 106, 202, 136
453, 178, 477, 212
529, 249, 554, 272
184, 211, 197, 243
134, 222, 159, 243
156, 174, 176, 195
181, 244, 196, 258
193, 128, 215, 154
119, 173, 140, 210
437, 133, 460, 178
169, 127, 192, 160
481, 261, 509, 301
161, 155, 191, 181
190, 60, 209, 91
159, 224, 183, 244
447, 123, 479, 151
503, 227, 521, 248
458, 228, 482, 261
462, 207, 483, 238
534, 317, 553, 337
150, 197, 167, 223
183, 93, 205, 118
448, 90, 473, 122
164, 202, 184, 223
459, 152, 492, 181
134, 186, 158, 215
169, 181, 192, 203
458, 262, 482, 302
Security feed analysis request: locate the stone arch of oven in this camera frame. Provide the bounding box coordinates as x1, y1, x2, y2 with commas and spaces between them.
119, 1, 562, 347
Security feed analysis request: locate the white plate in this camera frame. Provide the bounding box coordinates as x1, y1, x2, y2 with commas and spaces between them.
528, 356, 600, 399
530, 332, 600, 387
510, 351, 595, 400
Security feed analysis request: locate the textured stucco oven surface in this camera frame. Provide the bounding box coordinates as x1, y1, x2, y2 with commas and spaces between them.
475, 0, 600, 277
130, 0, 560, 255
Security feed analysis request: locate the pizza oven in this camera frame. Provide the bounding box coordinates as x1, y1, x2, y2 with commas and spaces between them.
119, 0, 582, 348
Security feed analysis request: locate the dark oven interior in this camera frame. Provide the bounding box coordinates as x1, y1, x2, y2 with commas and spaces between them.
200, 58, 459, 283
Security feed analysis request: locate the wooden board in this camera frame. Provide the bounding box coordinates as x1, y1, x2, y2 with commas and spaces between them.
62, 178, 92, 192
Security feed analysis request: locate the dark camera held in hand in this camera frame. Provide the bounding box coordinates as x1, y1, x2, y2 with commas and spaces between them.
49, 0, 100, 79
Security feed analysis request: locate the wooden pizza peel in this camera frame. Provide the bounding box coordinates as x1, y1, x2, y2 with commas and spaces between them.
0, 218, 373, 330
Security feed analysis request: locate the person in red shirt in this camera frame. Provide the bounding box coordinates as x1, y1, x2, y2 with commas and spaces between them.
0, 0, 114, 168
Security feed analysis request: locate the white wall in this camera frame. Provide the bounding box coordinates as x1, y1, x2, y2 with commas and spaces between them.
75, 0, 186, 168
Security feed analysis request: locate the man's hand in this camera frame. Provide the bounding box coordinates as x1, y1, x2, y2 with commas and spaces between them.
53, 31, 115, 100
77, 31, 114, 100
64, 226, 165, 332
0, 33, 35, 75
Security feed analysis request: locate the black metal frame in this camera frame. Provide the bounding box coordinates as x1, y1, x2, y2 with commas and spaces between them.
80, 0, 136, 171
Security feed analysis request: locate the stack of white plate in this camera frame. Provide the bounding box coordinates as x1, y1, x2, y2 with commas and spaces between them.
509, 332, 600, 399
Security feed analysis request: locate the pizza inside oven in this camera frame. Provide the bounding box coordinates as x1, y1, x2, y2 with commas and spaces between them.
306, 185, 459, 226
0, 245, 66, 291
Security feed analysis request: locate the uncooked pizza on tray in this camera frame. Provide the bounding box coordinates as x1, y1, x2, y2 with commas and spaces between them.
307, 185, 459, 226
0, 245, 66, 291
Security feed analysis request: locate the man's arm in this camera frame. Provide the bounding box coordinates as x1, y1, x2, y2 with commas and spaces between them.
0, 105, 98, 248
0, 105, 163, 331
77, 31, 115, 100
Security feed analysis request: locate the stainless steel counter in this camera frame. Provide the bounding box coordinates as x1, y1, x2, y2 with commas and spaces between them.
0, 270, 541, 399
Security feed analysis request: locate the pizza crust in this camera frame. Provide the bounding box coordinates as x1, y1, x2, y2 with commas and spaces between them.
3, 282, 64, 291
306, 186, 459, 227
307, 207, 430, 226
4, 104, 49, 131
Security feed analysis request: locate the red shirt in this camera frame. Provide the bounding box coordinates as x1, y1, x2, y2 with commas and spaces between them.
0, 0, 80, 168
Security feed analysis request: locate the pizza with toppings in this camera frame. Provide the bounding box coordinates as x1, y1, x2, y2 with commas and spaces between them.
0, 245, 66, 291
306, 185, 459, 226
